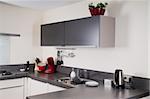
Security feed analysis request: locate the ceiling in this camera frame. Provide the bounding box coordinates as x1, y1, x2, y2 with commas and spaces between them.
0, 0, 85, 11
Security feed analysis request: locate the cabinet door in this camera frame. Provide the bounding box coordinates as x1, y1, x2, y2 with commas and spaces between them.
65, 16, 99, 46
0, 86, 24, 99
41, 22, 65, 46
0, 78, 24, 99
28, 78, 48, 96
47, 84, 66, 93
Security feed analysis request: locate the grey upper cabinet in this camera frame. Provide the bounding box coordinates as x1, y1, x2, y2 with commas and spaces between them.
97, 16, 115, 47
41, 15, 115, 47
41, 22, 65, 46
65, 16, 99, 46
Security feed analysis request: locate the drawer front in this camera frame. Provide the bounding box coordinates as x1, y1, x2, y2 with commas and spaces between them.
0, 86, 24, 99
0, 78, 24, 89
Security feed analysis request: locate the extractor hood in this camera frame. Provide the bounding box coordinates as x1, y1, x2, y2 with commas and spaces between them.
0, 33, 20, 37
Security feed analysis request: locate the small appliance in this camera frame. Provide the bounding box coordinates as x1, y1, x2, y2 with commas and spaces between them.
0, 70, 12, 76
45, 57, 55, 74
113, 69, 125, 88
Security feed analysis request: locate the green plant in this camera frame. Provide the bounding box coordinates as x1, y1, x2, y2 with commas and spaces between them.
88, 3, 95, 8
96, 2, 108, 9
89, 2, 108, 9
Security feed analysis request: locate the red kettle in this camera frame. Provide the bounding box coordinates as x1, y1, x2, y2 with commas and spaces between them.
45, 57, 55, 74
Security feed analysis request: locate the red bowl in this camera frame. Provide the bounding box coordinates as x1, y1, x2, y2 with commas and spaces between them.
37, 63, 46, 71
38, 66, 45, 71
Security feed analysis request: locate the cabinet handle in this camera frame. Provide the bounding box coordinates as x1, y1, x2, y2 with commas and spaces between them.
0, 85, 23, 90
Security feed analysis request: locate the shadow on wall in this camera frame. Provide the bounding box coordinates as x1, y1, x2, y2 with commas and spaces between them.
107, 1, 129, 48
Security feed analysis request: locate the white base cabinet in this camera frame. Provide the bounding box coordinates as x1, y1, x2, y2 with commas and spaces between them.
26, 78, 66, 97
27, 78, 48, 96
0, 86, 24, 99
0, 77, 66, 99
0, 78, 24, 99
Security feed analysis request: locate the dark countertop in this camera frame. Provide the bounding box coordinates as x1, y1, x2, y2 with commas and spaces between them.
28, 72, 73, 89
27, 85, 149, 99
0, 71, 72, 89
0, 71, 149, 99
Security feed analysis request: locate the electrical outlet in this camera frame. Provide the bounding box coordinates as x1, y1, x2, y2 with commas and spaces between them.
124, 75, 132, 83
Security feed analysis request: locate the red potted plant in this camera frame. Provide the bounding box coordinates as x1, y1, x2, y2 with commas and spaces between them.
89, 3, 97, 16
89, 2, 108, 16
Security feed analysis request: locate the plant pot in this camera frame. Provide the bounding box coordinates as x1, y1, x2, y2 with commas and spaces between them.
100, 9, 105, 15
89, 8, 106, 16
89, 8, 97, 16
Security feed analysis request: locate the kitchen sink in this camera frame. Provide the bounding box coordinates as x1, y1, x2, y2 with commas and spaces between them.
56, 77, 95, 87
57, 77, 76, 87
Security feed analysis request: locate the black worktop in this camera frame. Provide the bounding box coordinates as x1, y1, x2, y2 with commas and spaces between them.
0, 71, 72, 89
0, 64, 149, 99
28, 72, 73, 89
27, 72, 150, 99
0, 71, 149, 99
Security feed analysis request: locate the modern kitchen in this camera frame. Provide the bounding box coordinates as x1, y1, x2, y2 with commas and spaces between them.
0, 0, 150, 99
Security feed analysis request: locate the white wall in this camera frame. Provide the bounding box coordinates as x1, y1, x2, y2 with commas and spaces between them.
42, 0, 148, 78
0, 3, 43, 64
148, 0, 150, 78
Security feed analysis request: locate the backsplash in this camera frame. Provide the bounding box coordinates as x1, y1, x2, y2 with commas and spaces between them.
0, 64, 35, 72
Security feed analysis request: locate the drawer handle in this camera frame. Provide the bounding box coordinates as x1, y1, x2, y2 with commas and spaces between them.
0, 85, 23, 90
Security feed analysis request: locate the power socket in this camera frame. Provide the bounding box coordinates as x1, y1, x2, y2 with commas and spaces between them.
124, 75, 132, 83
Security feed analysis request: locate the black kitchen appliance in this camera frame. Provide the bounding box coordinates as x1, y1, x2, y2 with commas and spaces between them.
113, 69, 125, 88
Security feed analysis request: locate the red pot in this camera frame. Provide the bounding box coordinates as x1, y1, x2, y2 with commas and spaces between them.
100, 9, 105, 15
89, 8, 105, 16
89, 8, 98, 16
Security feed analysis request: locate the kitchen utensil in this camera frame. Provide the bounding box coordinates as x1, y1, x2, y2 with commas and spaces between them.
20, 68, 25, 72
35, 58, 41, 71
70, 68, 76, 81
25, 61, 30, 71
56, 51, 63, 65
85, 81, 99, 87
113, 69, 125, 88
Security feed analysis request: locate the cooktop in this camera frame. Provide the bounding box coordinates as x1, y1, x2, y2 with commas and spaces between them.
0, 70, 12, 76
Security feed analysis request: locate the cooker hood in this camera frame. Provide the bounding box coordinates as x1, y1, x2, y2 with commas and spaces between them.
0, 33, 20, 37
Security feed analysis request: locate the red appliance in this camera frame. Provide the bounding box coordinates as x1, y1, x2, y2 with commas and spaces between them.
45, 57, 55, 74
